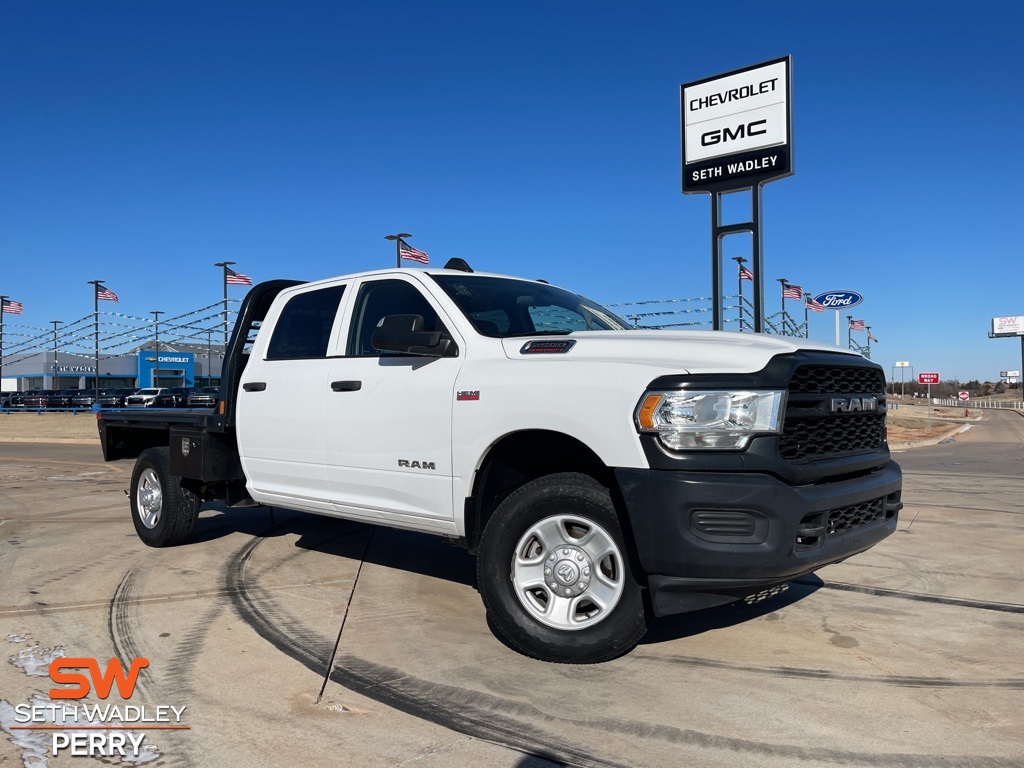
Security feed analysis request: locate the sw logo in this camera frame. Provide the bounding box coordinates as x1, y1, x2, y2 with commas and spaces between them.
49, 657, 149, 699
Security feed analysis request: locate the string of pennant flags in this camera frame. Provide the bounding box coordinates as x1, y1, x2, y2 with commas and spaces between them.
0, 250, 879, 372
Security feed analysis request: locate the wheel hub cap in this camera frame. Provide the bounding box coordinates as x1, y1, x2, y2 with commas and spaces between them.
510, 513, 625, 632
546, 546, 592, 597
136, 468, 162, 529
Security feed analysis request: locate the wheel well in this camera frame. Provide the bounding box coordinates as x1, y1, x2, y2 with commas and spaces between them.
465, 430, 616, 552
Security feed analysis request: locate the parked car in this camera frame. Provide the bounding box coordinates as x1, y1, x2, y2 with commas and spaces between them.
24, 390, 59, 409
152, 387, 193, 408
7, 390, 40, 409
96, 388, 137, 408
0, 391, 14, 408
46, 389, 83, 409
125, 388, 165, 407
186, 386, 220, 408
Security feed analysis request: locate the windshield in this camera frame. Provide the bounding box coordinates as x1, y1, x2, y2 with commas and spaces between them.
138, 389, 161, 396
431, 275, 630, 337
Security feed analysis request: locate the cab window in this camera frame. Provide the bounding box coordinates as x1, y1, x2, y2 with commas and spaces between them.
266, 285, 345, 360
347, 280, 447, 357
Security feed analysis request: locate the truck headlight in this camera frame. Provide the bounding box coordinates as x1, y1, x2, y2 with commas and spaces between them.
635, 390, 785, 450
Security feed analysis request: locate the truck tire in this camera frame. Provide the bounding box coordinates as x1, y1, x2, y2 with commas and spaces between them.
477, 472, 649, 663
130, 447, 200, 547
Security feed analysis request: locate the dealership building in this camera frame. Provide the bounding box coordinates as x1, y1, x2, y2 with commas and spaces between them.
0, 344, 225, 392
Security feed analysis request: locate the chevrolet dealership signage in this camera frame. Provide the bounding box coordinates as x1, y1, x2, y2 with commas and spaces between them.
681, 56, 793, 193
137, 350, 195, 388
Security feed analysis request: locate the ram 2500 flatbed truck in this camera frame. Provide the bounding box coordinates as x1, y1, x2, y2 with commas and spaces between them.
99, 261, 902, 663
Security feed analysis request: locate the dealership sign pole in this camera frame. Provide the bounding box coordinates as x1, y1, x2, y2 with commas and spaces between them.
681, 56, 793, 333
812, 290, 865, 346
989, 316, 1024, 394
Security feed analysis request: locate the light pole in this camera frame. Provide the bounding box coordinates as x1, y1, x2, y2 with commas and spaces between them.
50, 320, 62, 388
151, 311, 164, 388
206, 329, 213, 385
384, 233, 412, 268
213, 262, 235, 345
732, 257, 748, 332
151, 311, 164, 352
865, 325, 872, 360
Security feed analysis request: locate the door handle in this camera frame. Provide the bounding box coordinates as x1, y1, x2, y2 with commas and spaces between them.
331, 380, 362, 392
242, 382, 267, 392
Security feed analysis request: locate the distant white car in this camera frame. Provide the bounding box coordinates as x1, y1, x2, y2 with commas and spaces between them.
125, 388, 166, 407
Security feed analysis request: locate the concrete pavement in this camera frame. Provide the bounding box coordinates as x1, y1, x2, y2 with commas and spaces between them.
1, 412, 1022, 767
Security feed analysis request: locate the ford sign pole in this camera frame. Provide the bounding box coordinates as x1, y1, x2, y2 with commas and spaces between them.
813, 291, 864, 347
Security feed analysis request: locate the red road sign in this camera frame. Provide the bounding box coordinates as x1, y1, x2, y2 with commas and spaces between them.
958, 391, 970, 401
918, 373, 940, 384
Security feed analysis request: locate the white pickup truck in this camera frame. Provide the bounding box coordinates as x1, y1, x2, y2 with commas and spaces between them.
98, 261, 902, 663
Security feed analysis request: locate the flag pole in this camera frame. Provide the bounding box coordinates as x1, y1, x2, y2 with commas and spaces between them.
732, 258, 746, 333
214, 262, 235, 346
777, 278, 788, 335
0, 294, 6, 389
87, 281, 102, 401
384, 233, 411, 269
803, 292, 811, 338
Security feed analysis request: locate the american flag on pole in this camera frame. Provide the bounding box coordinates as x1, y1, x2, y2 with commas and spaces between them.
782, 283, 803, 300
1, 298, 23, 314
805, 297, 824, 313
868, 331, 878, 342
399, 239, 429, 264
226, 267, 253, 285
96, 284, 119, 302
850, 319, 865, 331
739, 266, 754, 281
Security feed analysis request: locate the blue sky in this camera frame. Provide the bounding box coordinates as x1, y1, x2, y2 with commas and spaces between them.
2, 0, 1023, 382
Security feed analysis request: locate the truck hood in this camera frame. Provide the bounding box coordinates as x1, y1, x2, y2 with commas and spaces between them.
500, 330, 861, 374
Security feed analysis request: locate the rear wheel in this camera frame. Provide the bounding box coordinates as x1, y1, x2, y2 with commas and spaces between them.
477, 472, 649, 663
130, 447, 199, 547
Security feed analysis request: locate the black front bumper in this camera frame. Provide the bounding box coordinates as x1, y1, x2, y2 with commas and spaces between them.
614, 461, 902, 616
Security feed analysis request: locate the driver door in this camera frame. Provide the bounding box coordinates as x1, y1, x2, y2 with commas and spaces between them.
325, 277, 464, 529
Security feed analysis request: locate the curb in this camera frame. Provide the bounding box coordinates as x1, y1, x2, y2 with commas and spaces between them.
889, 423, 970, 450
0, 437, 100, 445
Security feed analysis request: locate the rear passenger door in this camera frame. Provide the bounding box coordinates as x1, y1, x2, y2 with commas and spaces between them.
237, 282, 348, 513
325, 276, 464, 529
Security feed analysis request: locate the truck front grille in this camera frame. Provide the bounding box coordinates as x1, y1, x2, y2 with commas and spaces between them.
780, 364, 887, 462
795, 493, 897, 550
827, 497, 886, 535
780, 413, 886, 460
789, 365, 885, 395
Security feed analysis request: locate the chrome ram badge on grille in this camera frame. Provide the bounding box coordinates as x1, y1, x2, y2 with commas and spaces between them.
829, 396, 878, 413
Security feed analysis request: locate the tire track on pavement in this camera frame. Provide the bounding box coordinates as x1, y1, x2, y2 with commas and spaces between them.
227, 532, 1022, 768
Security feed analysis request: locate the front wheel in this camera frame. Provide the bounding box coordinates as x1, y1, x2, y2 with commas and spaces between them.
130, 447, 200, 547
477, 473, 649, 663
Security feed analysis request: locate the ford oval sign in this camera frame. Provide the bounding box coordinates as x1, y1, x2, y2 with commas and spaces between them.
812, 290, 863, 309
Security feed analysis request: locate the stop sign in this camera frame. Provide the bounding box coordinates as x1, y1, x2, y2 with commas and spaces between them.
958, 391, 969, 401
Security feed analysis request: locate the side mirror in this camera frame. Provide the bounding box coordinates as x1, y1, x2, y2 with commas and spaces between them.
371, 314, 456, 357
